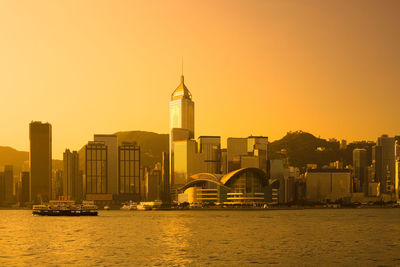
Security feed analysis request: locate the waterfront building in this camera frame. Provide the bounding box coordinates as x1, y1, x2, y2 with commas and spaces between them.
226, 138, 247, 172
143, 167, 162, 201
63, 149, 82, 201
269, 159, 285, 203
340, 140, 347, 150
305, 169, 352, 203
118, 142, 140, 199
178, 167, 268, 206
0, 171, 4, 202
220, 149, 227, 174
243, 136, 268, 173
169, 75, 195, 194
29, 121, 52, 203
4, 165, 13, 202
353, 149, 368, 194
225, 136, 268, 174
172, 139, 198, 186
20, 172, 30, 204
94, 134, 118, 195
368, 182, 380, 197
373, 135, 396, 196
197, 136, 221, 174
172, 137, 222, 190
85, 141, 108, 197
52, 169, 63, 200
161, 152, 170, 203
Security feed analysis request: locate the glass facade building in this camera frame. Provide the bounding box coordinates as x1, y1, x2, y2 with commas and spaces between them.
169, 75, 195, 194
85, 141, 107, 194
118, 143, 140, 194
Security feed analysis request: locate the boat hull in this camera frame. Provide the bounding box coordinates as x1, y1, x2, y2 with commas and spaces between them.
32, 210, 98, 216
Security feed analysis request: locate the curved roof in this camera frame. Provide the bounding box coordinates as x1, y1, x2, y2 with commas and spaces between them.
177, 173, 228, 192
177, 168, 268, 192
190, 173, 222, 182
220, 167, 267, 185
171, 76, 192, 101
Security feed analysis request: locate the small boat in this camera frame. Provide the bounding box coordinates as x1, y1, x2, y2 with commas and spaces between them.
120, 201, 137, 210
136, 201, 162, 211
136, 202, 152, 211
32, 200, 98, 216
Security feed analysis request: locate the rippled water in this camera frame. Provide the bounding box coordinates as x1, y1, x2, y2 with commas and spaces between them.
1, 209, 400, 266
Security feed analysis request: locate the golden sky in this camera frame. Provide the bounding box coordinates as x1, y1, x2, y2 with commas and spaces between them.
0, 0, 399, 159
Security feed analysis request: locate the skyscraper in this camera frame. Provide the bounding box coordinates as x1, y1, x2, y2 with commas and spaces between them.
169, 75, 194, 191
373, 135, 396, 195
197, 136, 221, 174
161, 152, 170, 203
29, 121, 52, 203
63, 149, 82, 201
118, 142, 140, 197
4, 165, 14, 202
85, 141, 107, 195
20, 171, 30, 204
353, 148, 368, 194
0, 171, 4, 202
94, 134, 118, 195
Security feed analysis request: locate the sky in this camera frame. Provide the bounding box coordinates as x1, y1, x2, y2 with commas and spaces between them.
0, 0, 399, 159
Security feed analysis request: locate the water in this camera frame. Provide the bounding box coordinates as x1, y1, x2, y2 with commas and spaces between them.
1, 209, 400, 266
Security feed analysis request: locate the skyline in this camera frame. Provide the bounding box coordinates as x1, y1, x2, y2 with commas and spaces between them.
1, 1, 400, 158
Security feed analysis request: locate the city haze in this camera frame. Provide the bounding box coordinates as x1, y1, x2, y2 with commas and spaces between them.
1, 1, 400, 158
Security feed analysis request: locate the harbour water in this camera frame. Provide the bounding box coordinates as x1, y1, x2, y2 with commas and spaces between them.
1, 209, 400, 266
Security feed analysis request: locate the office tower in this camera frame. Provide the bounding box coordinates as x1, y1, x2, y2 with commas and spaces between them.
118, 142, 140, 197
85, 141, 107, 195
161, 152, 170, 203
94, 134, 118, 195
353, 149, 368, 194
226, 136, 268, 173
169, 75, 194, 191
0, 171, 4, 201
395, 140, 400, 200
144, 168, 162, 201
52, 170, 63, 200
20, 172, 30, 204
227, 138, 248, 172
221, 149, 227, 174
197, 136, 221, 173
29, 121, 52, 203
63, 149, 82, 201
244, 136, 268, 173
4, 165, 13, 202
340, 140, 347, 150
173, 139, 198, 186
373, 135, 396, 195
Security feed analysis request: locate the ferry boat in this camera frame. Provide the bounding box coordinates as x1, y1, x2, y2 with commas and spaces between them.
32, 200, 98, 216
120, 201, 137, 210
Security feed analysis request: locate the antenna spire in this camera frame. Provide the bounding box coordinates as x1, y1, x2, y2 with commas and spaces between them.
181, 57, 184, 82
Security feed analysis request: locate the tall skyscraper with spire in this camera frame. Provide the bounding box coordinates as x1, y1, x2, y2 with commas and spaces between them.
169, 75, 195, 194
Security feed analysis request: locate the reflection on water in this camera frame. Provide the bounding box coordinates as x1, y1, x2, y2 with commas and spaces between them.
1, 209, 400, 266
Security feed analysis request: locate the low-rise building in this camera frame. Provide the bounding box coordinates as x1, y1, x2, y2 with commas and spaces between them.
305, 169, 352, 203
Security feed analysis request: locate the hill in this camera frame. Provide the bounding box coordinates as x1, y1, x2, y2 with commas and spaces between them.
268, 131, 375, 170
0, 146, 63, 174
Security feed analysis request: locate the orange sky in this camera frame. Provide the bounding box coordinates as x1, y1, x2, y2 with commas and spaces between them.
0, 0, 399, 159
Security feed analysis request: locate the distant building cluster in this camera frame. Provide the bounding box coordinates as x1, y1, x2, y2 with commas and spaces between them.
0, 76, 399, 207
